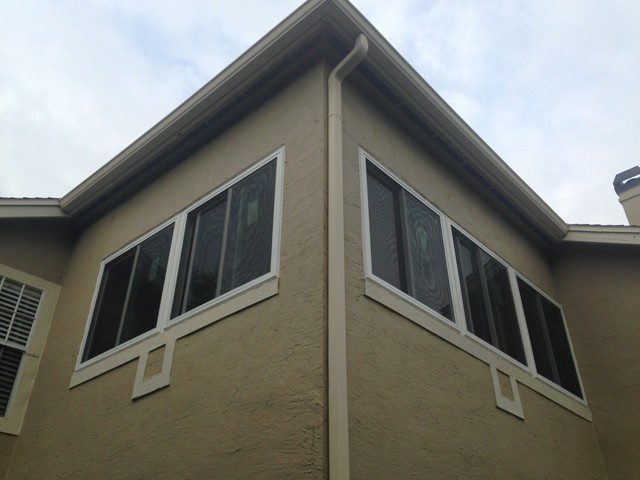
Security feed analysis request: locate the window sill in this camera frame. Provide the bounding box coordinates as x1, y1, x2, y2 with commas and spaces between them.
363, 276, 591, 421
69, 275, 279, 389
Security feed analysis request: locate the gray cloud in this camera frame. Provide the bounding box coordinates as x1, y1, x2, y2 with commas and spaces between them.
1, 0, 638, 224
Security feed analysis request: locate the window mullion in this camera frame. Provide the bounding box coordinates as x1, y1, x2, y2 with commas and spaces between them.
442, 219, 465, 330
535, 294, 561, 384
181, 212, 202, 314
158, 216, 186, 329
115, 246, 140, 345
509, 270, 535, 371
475, 249, 499, 347
453, 235, 474, 334
215, 189, 234, 298
397, 189, 414, 296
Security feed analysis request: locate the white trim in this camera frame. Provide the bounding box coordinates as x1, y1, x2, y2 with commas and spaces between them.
167, 272, 276, 327
75, 216, 178, 371
359, 149, 457, 328
513, 273, 587, 405
70, 277, 279, 389
73, 147, 285, 385
364, 277, 591, 420
358, 148, 589, 413
490, 365, 524, 420
509, 269, 537, 373
441, 216, 467, 333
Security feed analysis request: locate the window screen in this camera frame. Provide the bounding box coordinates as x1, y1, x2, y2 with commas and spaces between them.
172, 159, 277, 318
366, 161, 453, 321
83, 224, 173, 361
452, 228, 526, 364
517, 279, 582, 397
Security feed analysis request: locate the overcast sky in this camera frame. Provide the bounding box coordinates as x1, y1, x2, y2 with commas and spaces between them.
1, 0, 639, 224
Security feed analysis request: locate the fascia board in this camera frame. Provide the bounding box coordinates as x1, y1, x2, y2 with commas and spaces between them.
328, 0, 568, 240
58, 0, 569, 241
0, 199, 66, 219
562, 225, 640, 246
59, 0, 330, 216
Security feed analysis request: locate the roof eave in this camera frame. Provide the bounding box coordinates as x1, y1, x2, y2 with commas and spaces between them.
56, 0, 568, 240
561, 224, 640, 246
0, 199, 67, 219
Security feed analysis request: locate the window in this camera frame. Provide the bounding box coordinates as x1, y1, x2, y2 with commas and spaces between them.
0, 275, 43, 416
452, 228, 526, 364
366, 161, 453, 321
517, 278, 582, 398
83, 225, 174, 362
172, 160, 277, 318
79, 152, 282, 368
360, 151, 585, 406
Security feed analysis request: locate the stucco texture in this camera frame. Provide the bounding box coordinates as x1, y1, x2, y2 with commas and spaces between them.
341, 79, 606, 479
554, 244, 640, 480
0, 219, 71, 284
3, 63, 328, 479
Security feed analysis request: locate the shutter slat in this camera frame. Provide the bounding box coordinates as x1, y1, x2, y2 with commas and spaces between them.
0, 275, 43, 348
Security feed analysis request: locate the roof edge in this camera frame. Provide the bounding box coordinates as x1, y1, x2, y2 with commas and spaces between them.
561, 224, 640, 246
54, 0, 569, 241
0, 198, 66, 219
59, 0, 327, 216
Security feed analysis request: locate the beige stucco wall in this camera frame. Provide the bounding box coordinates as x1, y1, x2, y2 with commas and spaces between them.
0, 219, 71, 284
0, 434, 14, 479
554, 244, 640, 480
3, 63, 328, 479
341, 80, 607, 479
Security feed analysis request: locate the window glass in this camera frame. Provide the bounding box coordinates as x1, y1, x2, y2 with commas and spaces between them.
402, 193, 452, 319
453, 228, 525, 364
518, 278, 582, 397
172, 159, 277, 318
221, 160, 276, 294
366, 166, 404, 290
172, 194, 227, 316
83, 224, 173, 361
366, 161, 453, 321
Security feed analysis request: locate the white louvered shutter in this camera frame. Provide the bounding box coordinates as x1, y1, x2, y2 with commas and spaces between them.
0, 275, 43, 416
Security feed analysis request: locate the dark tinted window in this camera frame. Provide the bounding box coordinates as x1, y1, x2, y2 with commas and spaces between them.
172, 193, 227, 316
518, 279, 582, 397
83, 224, 173, 361
367, 166, 404, 290
453, 228, 525, 364
172, 159, 277, 318
221, 161, 276, 294
366, 161, 453, 321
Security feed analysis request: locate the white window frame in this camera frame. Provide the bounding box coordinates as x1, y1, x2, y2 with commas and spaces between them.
75, 147, 285, 372
359, 147, 587, 408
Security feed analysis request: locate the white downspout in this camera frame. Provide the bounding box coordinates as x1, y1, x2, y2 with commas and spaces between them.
327, 34, 368, 480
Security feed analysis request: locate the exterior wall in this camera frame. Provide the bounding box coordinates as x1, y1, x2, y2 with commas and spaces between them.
341, 80, 607, 479
0, 435, 14, 479
554, 244, 640, 480
0, 219, 71, 284
3, 63, 328, 479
